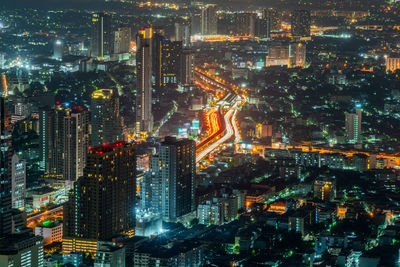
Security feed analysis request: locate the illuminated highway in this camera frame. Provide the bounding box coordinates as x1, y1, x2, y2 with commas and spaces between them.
194, 68, 246, 163
196, 103, 238, 163
231, 108, 241, 144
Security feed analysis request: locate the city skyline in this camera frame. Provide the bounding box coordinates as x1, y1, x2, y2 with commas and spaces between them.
1, 0, 400, 266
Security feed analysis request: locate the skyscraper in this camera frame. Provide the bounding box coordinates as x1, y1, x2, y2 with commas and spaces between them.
201, 4, 217, 35
291, 10, 311, 38
178, 49, 195, 88
63, 107, 89, 182
153, 30, 183, 89
136, 27, 154, 138
63, 142, 136, 253
174, 23, 191, 47
0, 95, 12, 236
161, 40, 182, 87
11, 154, 25, 209
146, 137, 195, 221
153, 29, 166, 90
90, 89, 123, 147
53, 39, 64, 61
90, 12, 112, 58
39, 106, 65, 177
113, 26, 132, 54
345, 108, 362, 144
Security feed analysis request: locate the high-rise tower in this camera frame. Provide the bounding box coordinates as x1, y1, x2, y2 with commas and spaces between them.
136, 27, 154, 138
63, 142, 136, 254
90, 89, 122, 147
201, 4, 217, 35
146, 137, 195, 221
91, 12, 112, 58
63, 107, 89, 181
0, 94, 12, 235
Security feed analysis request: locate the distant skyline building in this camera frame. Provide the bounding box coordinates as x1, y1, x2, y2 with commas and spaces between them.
145, 137, 195, 221
53, 39, 64, 61
113, 26, 132, 54
385, 57, 400, 72
265, 43, 306, 68
63, 142, 136, 254
174, 23, 191, 47
136, 27, 154, 138
11, 154, 25, 209
90, 89, 122, 147
161, 40, 182, 87
90, 12, 112, 58
314, 179, 336, 201
291, 10, 311, 38
263, 8, 281, 33
345, 108, 362, 144
232, 13, 256, 37
201, 4, 217, 35
179, 49, 195, 88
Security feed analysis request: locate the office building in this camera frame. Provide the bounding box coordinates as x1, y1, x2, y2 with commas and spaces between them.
63, 107, 89, 181
146, 137, 195, 221
291, 10, 311, 38
136, 27, 154, 137
11, 154, 25, 209
94, 241, 126, 267
63, 142, 136, 253
90, 12, 112, 58
0, 234, 44, 267
201, 4, 217, 35
113, 26, 132, 54
345, 108, 362, 144
90, 89, 123, 146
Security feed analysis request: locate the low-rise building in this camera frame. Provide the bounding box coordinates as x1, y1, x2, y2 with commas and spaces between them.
35, 221, 63, 245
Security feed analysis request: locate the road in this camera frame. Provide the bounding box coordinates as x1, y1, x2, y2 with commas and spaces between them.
194, 68, 246, 163
196, 102, 239, 163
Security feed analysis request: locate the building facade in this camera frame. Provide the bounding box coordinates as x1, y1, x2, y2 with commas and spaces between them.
63, 142, 136, 253
136, 27, 154, 137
